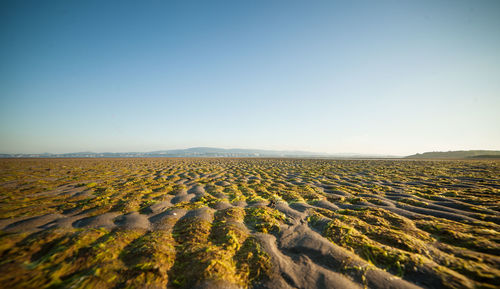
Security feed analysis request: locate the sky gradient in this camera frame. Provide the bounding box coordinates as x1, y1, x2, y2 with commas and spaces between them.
1, 0, 499, 155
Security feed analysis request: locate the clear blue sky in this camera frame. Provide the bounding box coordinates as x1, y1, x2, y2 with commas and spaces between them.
1, 0, 499, 155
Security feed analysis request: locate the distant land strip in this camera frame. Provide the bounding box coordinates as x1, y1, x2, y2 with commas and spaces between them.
405, 150, 500, 159
0, 147, 397, 159
1, 147, 500, 159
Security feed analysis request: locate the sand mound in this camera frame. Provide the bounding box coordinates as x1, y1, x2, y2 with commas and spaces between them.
183, 207, 214, 222
114, 212, 151, 230
72, 212, 121, 229
275, 202, 307, 223
188, 185, 206, 195
171, 193, 195, 204
231, 200, 247, 207
48, 215, 87, 229
256, 232, 363, 289
144, 200, 172, 215
277, 224, 423, 289
311, 199, 340, 211
5, 213, 64, 232
289, 202, 315, 212
215, 181, 231, 186
210, 201, 232, 210
212, 192, 229, 199
175, 189, 188, 196
150, 208, 188, 230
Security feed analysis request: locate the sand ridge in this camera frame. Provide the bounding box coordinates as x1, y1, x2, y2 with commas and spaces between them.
0, 158, 499, 289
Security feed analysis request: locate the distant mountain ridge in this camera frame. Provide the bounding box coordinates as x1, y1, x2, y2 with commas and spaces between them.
405, 150, 500, 159
0, 147, 398, 159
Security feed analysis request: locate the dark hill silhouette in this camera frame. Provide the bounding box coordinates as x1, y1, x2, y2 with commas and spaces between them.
406, 150, 500, 159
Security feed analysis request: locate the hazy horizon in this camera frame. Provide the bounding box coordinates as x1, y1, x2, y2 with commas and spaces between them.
0, 145, 398, 156
2, 1, 499, 155
3, 146, 500, 158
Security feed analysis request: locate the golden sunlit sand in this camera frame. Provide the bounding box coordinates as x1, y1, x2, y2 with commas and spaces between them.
0, 158, 498, 289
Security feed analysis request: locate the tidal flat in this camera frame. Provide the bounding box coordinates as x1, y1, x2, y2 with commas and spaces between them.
0, 158, 498, 289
